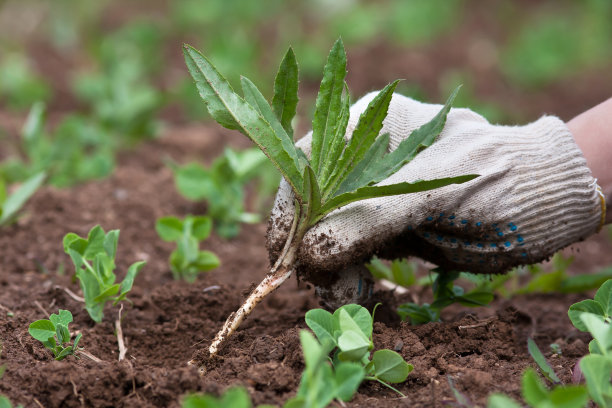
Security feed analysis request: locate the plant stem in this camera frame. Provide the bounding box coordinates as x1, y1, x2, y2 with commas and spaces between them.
195, 208, 305, 364
365, 376, 407, 398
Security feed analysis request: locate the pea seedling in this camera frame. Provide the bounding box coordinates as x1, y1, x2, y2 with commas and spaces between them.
155, 215, 220, 282
305, 304, 412, 396
184, 38, 477, 358
63, 225, 145, 323
169, 147, 276, 239
28, 309, 82, 361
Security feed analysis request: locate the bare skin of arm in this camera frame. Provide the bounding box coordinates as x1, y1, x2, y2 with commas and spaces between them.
567, 97, 612, 224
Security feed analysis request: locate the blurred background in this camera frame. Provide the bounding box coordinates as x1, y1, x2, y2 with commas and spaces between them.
0, 0, 611, 286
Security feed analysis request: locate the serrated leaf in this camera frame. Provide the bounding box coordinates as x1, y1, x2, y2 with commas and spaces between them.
323, 80, 399, 198
0, 171, 45, 226
156, 217, 183, 242
527, 338, 561, 384
568, 299, 605, 331
310, 38, 347, 178
371, 349, 412, 383
183, 45, 303, 198
337, 86, 460, 196
301, 166, 321, 225
272, 47, 299, 138
318, 83, 350, 185
305, 308, 338, 347
313, 175, 479, 225
241, 76, 293, 151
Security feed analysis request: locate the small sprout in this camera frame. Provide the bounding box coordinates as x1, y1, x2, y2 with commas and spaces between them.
397, 270, 494, 325
63, 225, 146, 323
305, 304, 412, 396
28, 309, 82, 361
366, 256, 416, 288
169, 147, 277, 239
527, 338, 561, 385
549, 343, 562, 356
0, 172, 45, 227
155, 215, 220, 282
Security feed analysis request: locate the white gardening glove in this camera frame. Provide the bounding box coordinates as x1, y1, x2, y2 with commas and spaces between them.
267, 92, 605, 297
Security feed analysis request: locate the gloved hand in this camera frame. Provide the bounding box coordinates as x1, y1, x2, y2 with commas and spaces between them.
267, 92, 605, 290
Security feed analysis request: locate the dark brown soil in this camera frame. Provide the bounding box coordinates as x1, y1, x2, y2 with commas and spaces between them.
0, 122, 606, 407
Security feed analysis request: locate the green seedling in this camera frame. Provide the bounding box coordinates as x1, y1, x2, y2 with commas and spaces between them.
1, 103, 114, 188
182, 387, 275, 408
487, 368, 588, 408
0, 53, 51, 110
527, 338, 561, 385
184, 38, 477, 358
0, 172, 45, 227
28, 309, 82, 361
568, 279, 612, 406
155, 215, 220, 282
63, 225, 146, 323
366, 256, 416, 288
169, 147, 278, 238
397, 270, 494, 325
305, 304, 412, 396
284, 330, 365, 408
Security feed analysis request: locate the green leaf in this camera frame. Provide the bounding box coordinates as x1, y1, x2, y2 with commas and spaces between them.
487, 394, 522, 408
28, 319, 56, 343
49, 309, 73, 327
580, 354, 612, 407
190, 216, 213, 240
241, 76, 292, 149
547, 385, 589, 408
0, 171, 45, 226
455, 291, 494, 307
192, 251, 220, 271
93, 284, 120, 303
299, 330, 329, 369
156, 217, 184, 242
219, 388, 252, 408
116, 261, 146, 301
594, 279, 612, 317
183, 45, 303, 198
318, 83, 351, 185
272, 47, 299, 138
55, 346, 74, 361
301, 166, 321, 225
580, 313, 612, 355
0, 395, 13, 408
173, 163, 212, 201
310, 38, 347, 179
73, 333, 82, 350
314, 175, 478, 225
334, 362, 365, 401
305, 308, 338, 347
103, 229, 120, 261
569, 299, 605, 331
527, 338, 561, 384
335, 305, 372, 340
323, 80, 399, 198
337, 330, 370, 362
561, 269, 612, 294
397, 302, 439, 324
371, 349, 412, 383
522, 368, 548, 406
55, 324, 70, 345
